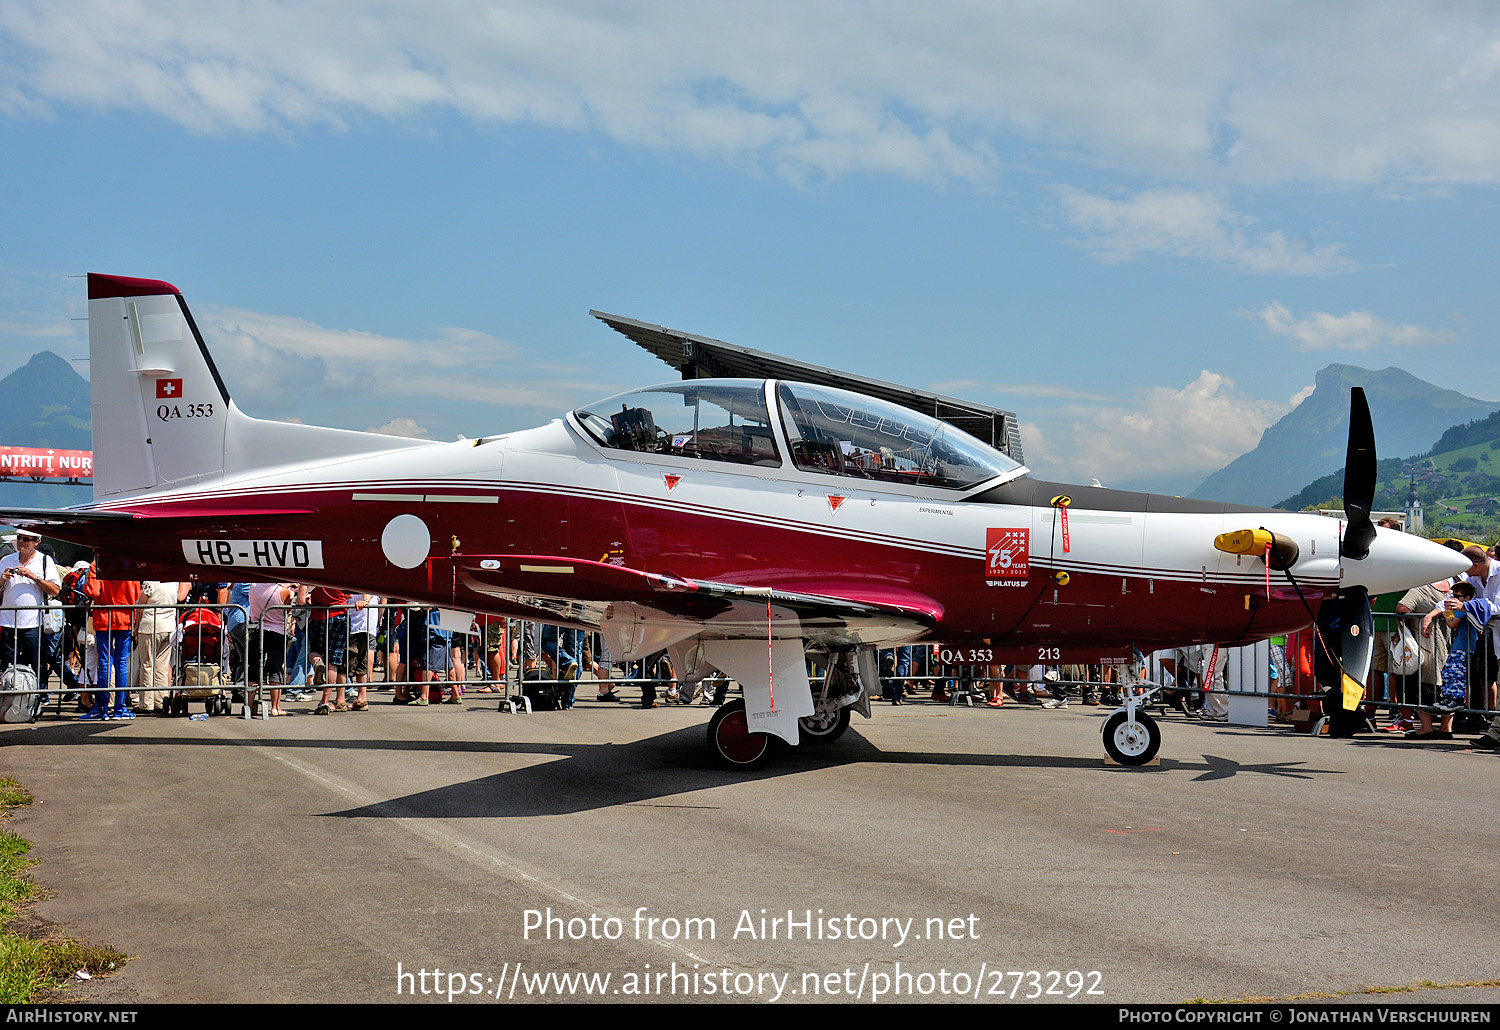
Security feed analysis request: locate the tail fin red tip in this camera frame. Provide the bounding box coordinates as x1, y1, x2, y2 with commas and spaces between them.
87, 273, 181, 300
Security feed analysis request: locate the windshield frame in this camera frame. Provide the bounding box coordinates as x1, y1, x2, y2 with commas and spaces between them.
772, 380, 1028, 494
569, 378, 1029, 496
571, 379, 784, 469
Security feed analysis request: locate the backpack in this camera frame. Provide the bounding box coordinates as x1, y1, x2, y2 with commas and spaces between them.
521, 667, 559, 711
185, 582, 224, 605
58, 567, 92, 629
0, 665, 42, 724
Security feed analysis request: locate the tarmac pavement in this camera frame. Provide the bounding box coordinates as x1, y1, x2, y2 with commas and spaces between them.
2, 690, 1498, 1005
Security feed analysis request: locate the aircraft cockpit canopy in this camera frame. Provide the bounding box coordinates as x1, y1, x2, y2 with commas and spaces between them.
574, 381, 781, 466
574, 379, 1026, 491
775, 381, 1024, 491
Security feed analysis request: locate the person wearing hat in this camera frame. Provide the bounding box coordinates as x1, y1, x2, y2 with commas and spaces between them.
0, 530, 62, 675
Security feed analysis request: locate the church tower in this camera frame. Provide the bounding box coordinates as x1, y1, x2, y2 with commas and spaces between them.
1403, 475, 1423, 532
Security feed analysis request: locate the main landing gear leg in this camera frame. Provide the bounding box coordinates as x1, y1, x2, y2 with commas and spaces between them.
798, 650, 861, 745
704, 645, 869, 768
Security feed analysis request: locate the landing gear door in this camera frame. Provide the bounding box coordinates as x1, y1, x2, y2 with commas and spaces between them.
703, 637, 815, 746
853, 648, 876, 720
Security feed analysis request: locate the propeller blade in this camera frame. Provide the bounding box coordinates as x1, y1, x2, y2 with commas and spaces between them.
1337, 587, 1373, 711
1313, 588, 1373, 738
1341, 386, 1376, 561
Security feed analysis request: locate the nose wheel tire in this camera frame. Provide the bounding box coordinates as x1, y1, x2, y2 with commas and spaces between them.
1102, 710, 1161, 766
707, 699, 774, 769
797, 705, 852, 745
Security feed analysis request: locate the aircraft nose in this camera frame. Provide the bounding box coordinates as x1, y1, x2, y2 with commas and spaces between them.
1346, 530, 1473, 594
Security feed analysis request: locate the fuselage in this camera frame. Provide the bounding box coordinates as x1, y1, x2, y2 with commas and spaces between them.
66, 388, 1460, 665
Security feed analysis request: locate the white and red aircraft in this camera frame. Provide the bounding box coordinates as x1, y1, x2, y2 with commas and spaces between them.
2, 274, 1470, 766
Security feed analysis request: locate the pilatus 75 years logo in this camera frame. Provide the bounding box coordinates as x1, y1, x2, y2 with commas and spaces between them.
985, 528, 1028, 586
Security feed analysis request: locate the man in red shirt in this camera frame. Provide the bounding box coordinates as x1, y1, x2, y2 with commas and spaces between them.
80, 565, 141, 721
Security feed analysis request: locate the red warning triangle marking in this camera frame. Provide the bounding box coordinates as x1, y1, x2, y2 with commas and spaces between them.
827, 494, 845, 512
663, 474, 681, 492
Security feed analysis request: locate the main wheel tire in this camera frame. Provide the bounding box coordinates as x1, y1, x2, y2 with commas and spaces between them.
707, 699, 773, 769
797, 705, 852, 745
1102, 709, 1161, 766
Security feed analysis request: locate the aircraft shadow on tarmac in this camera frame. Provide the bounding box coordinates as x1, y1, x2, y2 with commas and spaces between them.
3, 720, 1344, 817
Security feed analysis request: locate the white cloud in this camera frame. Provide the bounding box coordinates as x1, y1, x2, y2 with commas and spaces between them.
0, 269, 89, 374
0, 315, 73, 340
367, 417, 431, 439
5, 2, 1500, 187
1023, 371, 1297, 485
1054, 187, 1356, 275
191, 304, 620, 436
1252, 301, 1456, 350
209, 306, 497, 375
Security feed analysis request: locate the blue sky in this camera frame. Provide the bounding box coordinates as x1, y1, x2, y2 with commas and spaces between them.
3, 1, 1499, 495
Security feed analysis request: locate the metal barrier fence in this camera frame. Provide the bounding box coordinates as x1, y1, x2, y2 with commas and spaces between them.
4, 599, 1497, 729
0, 601, 250, 720
250, 603, 687, 712
253, 602, 548, 689
0, 599, 694, 720
878, 624, 1500, 729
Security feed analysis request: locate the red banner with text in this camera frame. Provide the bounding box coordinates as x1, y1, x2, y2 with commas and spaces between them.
0, 447, 93, 482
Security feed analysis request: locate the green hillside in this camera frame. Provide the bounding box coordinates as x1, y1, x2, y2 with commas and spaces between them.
1277, 410, 1500, 543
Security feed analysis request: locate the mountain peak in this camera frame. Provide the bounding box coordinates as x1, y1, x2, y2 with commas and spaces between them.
0, 351, 93, 509
1190, 363, 1497, 506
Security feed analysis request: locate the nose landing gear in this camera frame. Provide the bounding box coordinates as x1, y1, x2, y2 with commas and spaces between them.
1101, 708, 1161, 765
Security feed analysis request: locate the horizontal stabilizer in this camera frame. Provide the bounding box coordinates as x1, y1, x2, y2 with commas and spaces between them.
0, 507, 138, 529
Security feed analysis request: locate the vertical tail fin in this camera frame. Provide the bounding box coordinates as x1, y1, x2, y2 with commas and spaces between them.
87, 273, 430, 502
88, 274, 230, 499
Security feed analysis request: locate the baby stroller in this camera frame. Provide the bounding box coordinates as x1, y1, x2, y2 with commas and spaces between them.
167, 607, 233, 716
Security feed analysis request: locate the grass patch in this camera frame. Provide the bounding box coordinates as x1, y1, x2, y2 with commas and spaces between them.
0, 777, 129, 1003
0, 780, 32, 808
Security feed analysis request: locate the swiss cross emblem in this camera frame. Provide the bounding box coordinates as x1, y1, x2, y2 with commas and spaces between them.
826, 494, 845, 513
663, 474, 681, 492
156, 378, 183, 398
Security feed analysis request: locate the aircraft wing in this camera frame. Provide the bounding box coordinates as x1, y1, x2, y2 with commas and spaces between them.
0, 505, 317, 528
452, 554, 941, 646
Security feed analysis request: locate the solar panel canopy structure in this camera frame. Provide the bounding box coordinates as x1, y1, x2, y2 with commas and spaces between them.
591, 311, 1025, 464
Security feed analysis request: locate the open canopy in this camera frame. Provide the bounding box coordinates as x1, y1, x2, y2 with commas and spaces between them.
574, 378, 1027, 493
